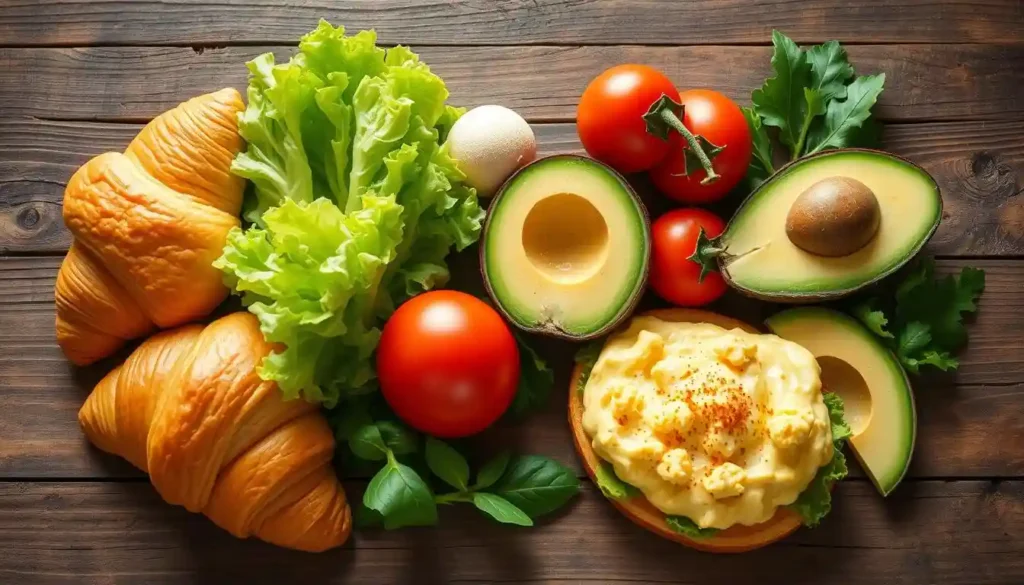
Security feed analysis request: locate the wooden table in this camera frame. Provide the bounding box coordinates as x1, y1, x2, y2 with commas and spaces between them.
2, 2, 1023, 583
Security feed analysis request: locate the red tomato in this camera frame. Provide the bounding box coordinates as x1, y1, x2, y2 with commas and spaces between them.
649, 89, 752, 204
649, 208, 728, 307
377, 290, 520, 438
577, 64, 678, 174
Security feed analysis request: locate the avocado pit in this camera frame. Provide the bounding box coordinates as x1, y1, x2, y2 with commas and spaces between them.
785, 176, 881, 257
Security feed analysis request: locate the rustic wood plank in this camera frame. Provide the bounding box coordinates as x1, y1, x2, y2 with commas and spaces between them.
2, 120, 1022, 256
2, 255, 1021, 479
0, 480, 1021, 584
2, 0, 1023, 47
1, 44, 1020, 123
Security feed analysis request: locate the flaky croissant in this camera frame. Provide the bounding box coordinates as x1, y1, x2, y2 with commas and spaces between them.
79, 312, 352, 552
56, 88, 246, 366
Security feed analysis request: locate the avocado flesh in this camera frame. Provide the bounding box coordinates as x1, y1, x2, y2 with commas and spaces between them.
766, 307, 916, 496
482, 155, 649, 338
723, 150, 941, 299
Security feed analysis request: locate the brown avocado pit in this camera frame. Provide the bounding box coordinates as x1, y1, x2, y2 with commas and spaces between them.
689, 149, 942, 302
785, 176, 881, 257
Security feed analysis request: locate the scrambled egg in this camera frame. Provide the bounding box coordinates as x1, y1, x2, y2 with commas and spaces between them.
581, 316, 833, 529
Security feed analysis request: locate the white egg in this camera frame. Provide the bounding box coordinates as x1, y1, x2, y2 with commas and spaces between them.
446, 105, 537, 197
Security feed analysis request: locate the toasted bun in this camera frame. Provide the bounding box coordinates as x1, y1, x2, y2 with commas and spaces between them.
568, 308, 802, 553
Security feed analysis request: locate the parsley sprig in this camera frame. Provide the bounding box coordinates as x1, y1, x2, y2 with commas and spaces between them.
850, 258, 985, 374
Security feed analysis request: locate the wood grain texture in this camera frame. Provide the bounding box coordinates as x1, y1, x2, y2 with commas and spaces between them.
2, 0, 1023, 46
1, 44, 1021, 123
0, 0, 1021, 581
0, 480, 1021, 584
2, 120, 1022, 255
2, 255, 1021, 479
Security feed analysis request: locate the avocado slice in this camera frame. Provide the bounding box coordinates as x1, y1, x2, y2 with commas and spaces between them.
766, 307, 916, 496
481, 155, 650, 339
696, 149, 941, 301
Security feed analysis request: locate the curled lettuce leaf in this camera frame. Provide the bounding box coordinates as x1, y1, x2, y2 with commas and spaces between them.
217, 21, 482, 406
789, 392, 852, 526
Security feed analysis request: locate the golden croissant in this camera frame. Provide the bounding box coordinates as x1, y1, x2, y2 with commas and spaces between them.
79, 312, 352, 552
56, 88, 246, 366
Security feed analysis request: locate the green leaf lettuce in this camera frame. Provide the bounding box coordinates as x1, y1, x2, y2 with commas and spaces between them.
665, 515, 720, 539
216, 21, 484, 406
789, 392, 851, 527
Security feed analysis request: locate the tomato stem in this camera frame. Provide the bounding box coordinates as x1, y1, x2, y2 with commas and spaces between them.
687, 227, 725, 283
643, 95, 721, 185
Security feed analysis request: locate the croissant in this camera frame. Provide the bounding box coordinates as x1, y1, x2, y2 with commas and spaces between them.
78, 312, 352, 552
55, 88, 247, 366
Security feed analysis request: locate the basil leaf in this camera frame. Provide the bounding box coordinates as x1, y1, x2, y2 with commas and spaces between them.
752, 30, 811, 152
508, 333, 554, 416
363, 456, 438, 529
349, 421, 418, 461
805, 73, 886, 154
806, 40, 855, 102
376, 420, 420, 456
353, 502, 384, 528
594, 461, 641, 500
491, 455, 580, 518
665, 515, 719, 539
349, 423, 389, 461
425, 437, 470, 491
472, 492, 534, 527
474, 451, 511, 490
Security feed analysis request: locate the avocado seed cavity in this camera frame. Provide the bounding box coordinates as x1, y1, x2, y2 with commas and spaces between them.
785, 176, 881, 257
817, 355, 872, 437
522, 192, 609, 285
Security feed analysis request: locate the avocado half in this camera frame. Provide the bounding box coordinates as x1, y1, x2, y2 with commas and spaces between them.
481, 155, 650, 340
766, 307, 916, 496
696, 149, 941, 302
568, 309, 803, 552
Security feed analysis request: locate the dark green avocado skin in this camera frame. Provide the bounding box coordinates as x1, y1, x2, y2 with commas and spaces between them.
719, 148, 942, 303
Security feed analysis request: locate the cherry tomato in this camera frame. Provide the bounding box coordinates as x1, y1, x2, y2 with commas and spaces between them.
377, 290, 520, 438
577, 64, 678, 174
649, 89, 752, 204
649, 208, 727, 307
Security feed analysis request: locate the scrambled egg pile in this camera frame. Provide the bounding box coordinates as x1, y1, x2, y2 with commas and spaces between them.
581, 316, 833, 529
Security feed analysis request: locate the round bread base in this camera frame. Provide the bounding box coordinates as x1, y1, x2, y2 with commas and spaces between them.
568, 308, 803, 553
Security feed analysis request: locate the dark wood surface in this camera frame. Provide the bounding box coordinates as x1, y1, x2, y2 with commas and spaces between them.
0, 1, 1022, 583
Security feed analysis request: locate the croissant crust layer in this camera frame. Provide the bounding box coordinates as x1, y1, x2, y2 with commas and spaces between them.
79, 313, 352, 552
56, 88, 246, 365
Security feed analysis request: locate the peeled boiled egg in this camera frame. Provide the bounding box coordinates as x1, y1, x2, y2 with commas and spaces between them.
446, 105, 537, 197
